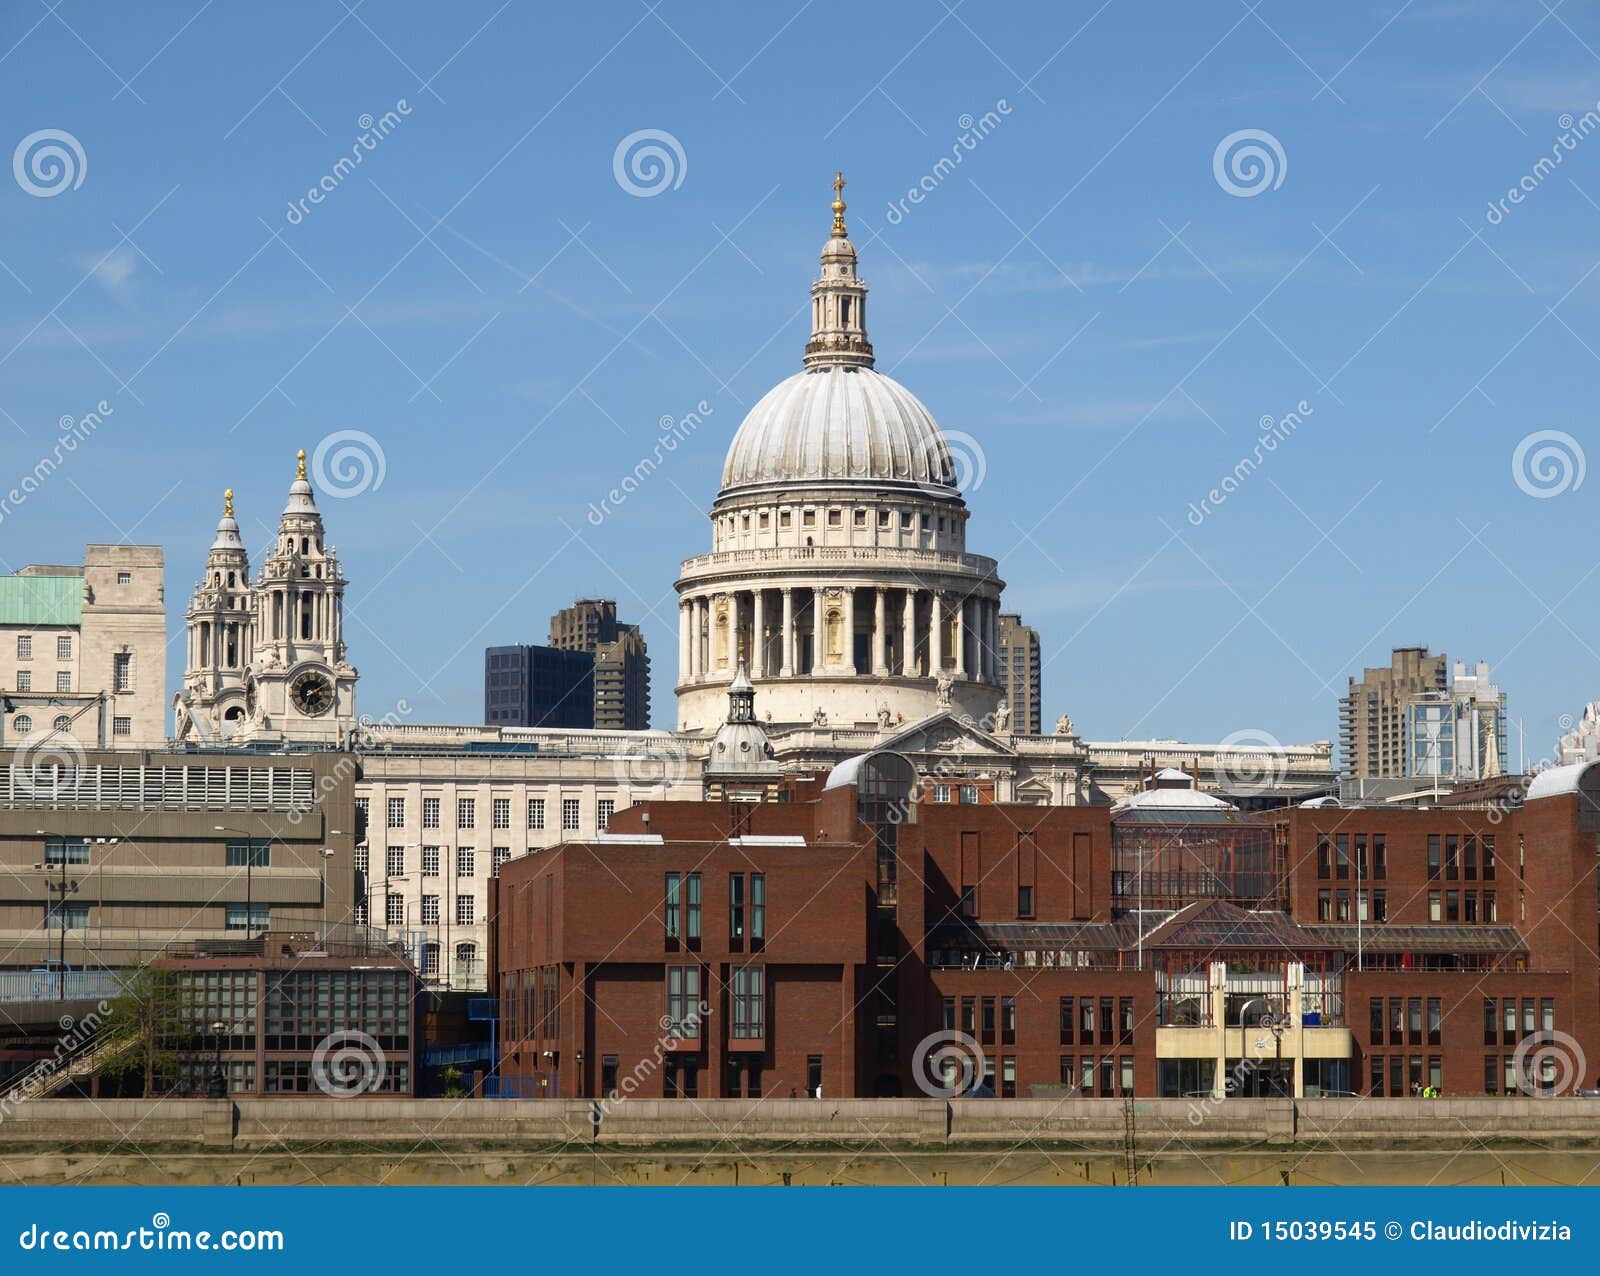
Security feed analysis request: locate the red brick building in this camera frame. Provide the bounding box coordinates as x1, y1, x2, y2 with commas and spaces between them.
492, 753, 1600, 1101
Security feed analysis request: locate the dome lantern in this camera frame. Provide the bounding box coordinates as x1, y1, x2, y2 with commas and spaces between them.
804, 171, 874, 372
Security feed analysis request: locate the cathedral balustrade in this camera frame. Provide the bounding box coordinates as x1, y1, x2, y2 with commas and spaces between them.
677, 544, 998, 580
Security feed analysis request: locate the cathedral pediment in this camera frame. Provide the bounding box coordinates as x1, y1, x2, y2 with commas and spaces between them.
875, 711, 1017, 759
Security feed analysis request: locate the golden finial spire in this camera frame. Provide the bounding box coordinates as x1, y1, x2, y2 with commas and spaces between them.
223, 488, 233, 518
831, 170, 847, 237
296, 448, 307, 480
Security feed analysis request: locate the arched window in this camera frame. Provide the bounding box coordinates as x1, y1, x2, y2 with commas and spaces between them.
52, 715, 70, 732
13, 714, 31, 734
455, 942, 477, 966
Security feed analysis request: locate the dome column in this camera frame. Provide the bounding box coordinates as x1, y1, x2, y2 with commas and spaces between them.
810, 587, 824, 675
780, 588, 794, 676
751, 590, 766, 677
953, 596, 967, 678
872, 588, 887, 676
842, 588, 856, 674
930, 591, 945, 674
730, 591, 744, 670
901, 590, 917, 676
679, 601, 691, 683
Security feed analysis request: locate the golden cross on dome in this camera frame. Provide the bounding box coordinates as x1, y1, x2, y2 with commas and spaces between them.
296, 448, 307, 480
831, 170, 847, 237
223, 488, 233, 518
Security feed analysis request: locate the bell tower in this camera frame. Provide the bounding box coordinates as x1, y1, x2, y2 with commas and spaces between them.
175, 489, 255, 742
237, 449, 358, 744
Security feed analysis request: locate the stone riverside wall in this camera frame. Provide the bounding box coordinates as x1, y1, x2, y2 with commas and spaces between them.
3, 1097, 1600, 1150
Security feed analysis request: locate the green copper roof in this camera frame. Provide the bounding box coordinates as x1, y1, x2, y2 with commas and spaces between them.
0, 574, 83, 627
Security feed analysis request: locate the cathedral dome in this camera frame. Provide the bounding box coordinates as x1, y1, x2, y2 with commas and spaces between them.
717, 172, 959, 501
719, 366, 957, 496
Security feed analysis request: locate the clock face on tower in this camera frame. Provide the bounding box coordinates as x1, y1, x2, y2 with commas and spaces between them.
289, 669, 335, 717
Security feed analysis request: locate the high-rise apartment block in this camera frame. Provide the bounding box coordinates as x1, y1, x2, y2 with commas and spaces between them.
1338, 647, 1448, 779
997, 612, 1041, 734
549, 599, 650, 730
1339, 647, 1508, 781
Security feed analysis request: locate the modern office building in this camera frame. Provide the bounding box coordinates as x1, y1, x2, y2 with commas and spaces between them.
483, 644, 594, 728
0, 546, 166, 750
0, 747, 356, 968
549, 599, 650, 730
494, 751, 1598, 1101
153, 934, 416, 1096
1338, 647, 1449, 779
997, 613, 1042, 735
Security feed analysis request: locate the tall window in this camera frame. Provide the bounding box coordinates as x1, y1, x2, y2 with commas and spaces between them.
492, 797, 510, 829
422, 797, 440, 829
56, 672, 71, 692
1427, 835, 1440, 880
456, 894, 475, 925
665, 873, 680, 941
685, 872, 702, 942
730, 967, 765, 1039
528, 798, 545, 830
562, 798, 581, 831
386, 847, 404, 876
421, 846, 440, 876
457, 847, 475, 877
492, 847, 511, 873
666, 966, 701, 1037
387, 797, 405, 828
421, 895, 440, 925
729, 874, 745, 941
750, 874, 765, 943
16, 635, 30, 659
56, 635, 72, 660
385, 895, 404, 926
457, 798, 475, 829
14, 673, 28, 694
598, 799, 614, 830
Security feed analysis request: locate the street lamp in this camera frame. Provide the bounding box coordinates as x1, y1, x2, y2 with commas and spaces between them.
206, 1019, 227, 1099
318, 848, 335, 945
215, 825, 267, 937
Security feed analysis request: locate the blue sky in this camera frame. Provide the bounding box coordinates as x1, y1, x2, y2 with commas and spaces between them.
2, 1, 1599, 758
